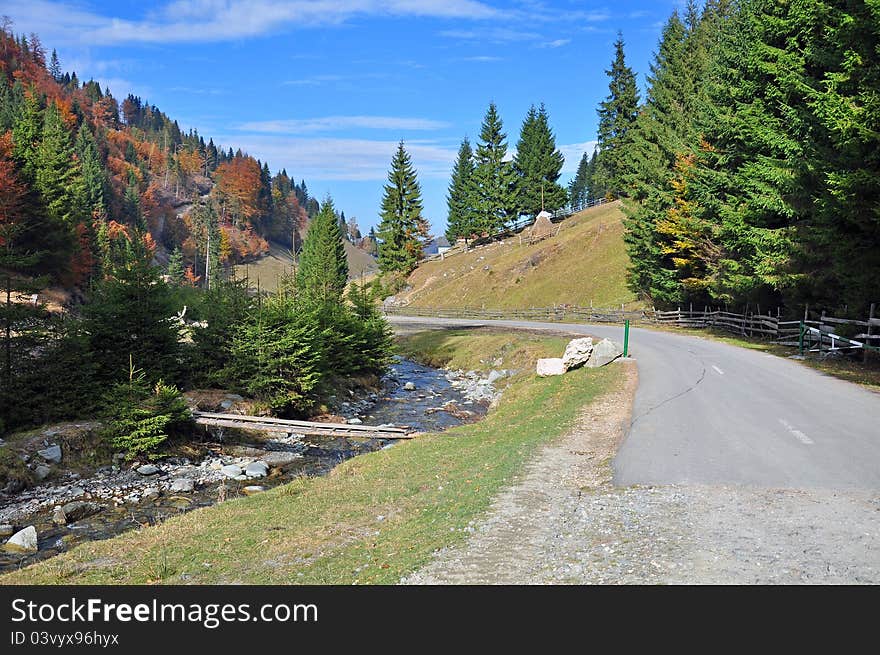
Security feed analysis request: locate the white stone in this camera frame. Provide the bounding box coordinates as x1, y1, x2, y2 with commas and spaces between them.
586, 338, 623, 368
403, 382, 416, 391
242, 485, 266, 496
169, 478, 194, 492
136, 464, 160, 476
347, 418, 363, 425
220, 465, 242, 478
37, 444, 62, 464
34, 464, 51, 481
487, 370, 505, 384
536, 358, 566, 377
562, 337, 594, 371
245, 461, 269, 478
4, 526, 37, 553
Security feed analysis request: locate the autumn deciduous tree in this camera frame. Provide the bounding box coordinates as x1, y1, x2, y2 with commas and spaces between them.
214, 156, 262, 226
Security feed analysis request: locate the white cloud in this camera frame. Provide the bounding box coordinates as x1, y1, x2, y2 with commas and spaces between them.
440, 27, 539, 43
543, 38, 570, 48
213, 135, 457, 180
460, 55, 504, 62
2, 0, 500, 45
235, 115, 450, 134
559, 140, 598, 173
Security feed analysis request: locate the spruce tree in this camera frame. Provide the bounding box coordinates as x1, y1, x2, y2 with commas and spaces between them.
595, 33, 640, 198
568, 151, 590, 209
48, 49, 62, 81
472, 103, 518, 233
74, 122, 107, 218
513, 103, 566, 216
377, 141, 428, 274
167, 248, 185, 285
297, 195, 348, 306
445, 137, 475, 242
82, 229, 180, 385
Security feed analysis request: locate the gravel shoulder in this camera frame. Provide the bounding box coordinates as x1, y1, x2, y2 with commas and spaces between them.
402, 358, 880, 584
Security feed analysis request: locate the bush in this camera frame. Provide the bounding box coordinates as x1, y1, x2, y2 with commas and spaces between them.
101, 360, 193, 460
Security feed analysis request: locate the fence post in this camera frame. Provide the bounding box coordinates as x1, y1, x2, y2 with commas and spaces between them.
623, 319, 630, 358
799, 321, 805, 356
866, 303, 876, 364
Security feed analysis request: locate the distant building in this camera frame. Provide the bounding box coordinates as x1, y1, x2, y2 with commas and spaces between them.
423, 236, 452, 256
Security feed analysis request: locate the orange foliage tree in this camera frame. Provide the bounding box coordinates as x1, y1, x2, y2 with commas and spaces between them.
214, 156, 261, 226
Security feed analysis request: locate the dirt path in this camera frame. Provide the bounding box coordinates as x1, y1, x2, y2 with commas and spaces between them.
402, 359, 880, 584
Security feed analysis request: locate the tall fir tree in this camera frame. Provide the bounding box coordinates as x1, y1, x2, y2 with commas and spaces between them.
377, 141, 429, 274
445, 137, 476, 242
513, 103, 566, 216
471, 103, 518, 233
595, 33, 640, 198
297, 195, 348, 307
568, 151, 591, 209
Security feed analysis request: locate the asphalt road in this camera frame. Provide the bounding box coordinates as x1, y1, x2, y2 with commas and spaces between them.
388, 315, 880, 490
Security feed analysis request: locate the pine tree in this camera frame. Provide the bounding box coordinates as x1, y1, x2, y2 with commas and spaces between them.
12, 92, 42, 182
568, 152, 590, 209
167, 247, 185, 285
35, 102, 81, 228
377, 141, 429, 274
445, 137, 476, 242
472, 103, 518, 233
513, 103, 566, 216
74, 122, 107, 217
297, 195, 348, 306
48, 48, 61, 81
82, 229, 180, 385
595, 33, 640, 198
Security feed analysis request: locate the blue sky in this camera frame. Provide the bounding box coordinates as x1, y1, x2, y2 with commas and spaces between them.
4, 0, 682, 235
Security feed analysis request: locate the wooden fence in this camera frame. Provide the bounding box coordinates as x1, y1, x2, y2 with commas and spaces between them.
387, 302, 879, 353
386, 304, 650, 324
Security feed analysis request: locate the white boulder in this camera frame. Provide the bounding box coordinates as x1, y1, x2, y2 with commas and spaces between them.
536, 358, 566, 377
4, 526, 37, 553
562, 338, 594, 371
586, 338, 623, 368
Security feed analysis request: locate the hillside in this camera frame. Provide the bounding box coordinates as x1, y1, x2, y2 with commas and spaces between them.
397, 201, 640, 309
234, 240, 378, 292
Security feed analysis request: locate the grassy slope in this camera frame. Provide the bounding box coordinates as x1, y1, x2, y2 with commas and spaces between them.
234, 241, 378, 292
2, 329, 618, 585
400, 201, 639, 309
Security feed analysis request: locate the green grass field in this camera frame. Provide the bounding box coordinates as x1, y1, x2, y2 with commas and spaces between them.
400, 201, 639, 310
2, 329, 619, 585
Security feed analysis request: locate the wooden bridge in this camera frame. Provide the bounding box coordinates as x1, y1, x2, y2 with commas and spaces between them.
192, 411, 415, 439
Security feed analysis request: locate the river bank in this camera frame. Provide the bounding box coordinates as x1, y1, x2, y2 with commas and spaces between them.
0, 356, 495, 573
2, 329, 619, 584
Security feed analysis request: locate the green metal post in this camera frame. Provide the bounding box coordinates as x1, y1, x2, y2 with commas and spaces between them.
623, 319, 630, 358
799, 321, 804, 356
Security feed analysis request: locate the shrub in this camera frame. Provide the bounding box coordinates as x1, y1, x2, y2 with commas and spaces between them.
101, 359, 193, 460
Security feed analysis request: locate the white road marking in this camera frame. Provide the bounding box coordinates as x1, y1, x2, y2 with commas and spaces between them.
779, 418, 814, 445
712, 365, 725, 375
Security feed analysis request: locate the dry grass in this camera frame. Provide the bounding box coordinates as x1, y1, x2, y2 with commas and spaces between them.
234, 241, 378, 292
399, 201, 640, 310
